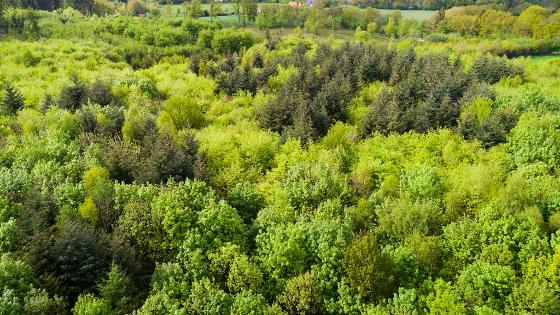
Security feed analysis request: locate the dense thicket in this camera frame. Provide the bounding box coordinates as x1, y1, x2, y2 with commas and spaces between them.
1, 6, 560, 315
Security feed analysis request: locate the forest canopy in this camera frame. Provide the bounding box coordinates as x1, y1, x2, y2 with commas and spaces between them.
1, 1, 560, 314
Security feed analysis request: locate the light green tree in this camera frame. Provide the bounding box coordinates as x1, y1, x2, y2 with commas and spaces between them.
189, 0, 202, 18
367, 21, 377, 34
72, 294, 111, 315
384, 17, 397, 38
515, 5, 549, 37
209, 0, 219, 22
354, 26, 368, 41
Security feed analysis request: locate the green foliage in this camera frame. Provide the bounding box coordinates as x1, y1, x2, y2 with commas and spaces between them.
283, 163, 353, 211
376, 198, 443, 242
88, 79, 114, 107
0, 289, 21, 315
226, 182, 264, 224
456, 262, 516, 311
471, 55, 524, 84
515, 5, 549, 37
98, 264, 135, 313
189, 0, 202, 18
506, 113, 560, 172
343, 235, 395, 303
256, 223, 308, 288
360, 52, 474, 136
163, 95, 205, 130
2, 83, 24, 114
151, 179, 217, 253
189, 278, 233, 315
0, 219, 17, 253
2, 7, 560, 314
231, 291, 267, 315
211, 28, 254, 54
48, 221, 112, 301
185, 200, 248, 253
134, 131, 198, 184
23, 288, 67, 315
458, 97, 517, 148
399, 166, 444, 201
227, 255, 264, 294
506, 279, 560, 314
425, 279, 467, 314
277, 271, 321, 314
0, 254, 35, 298
59, 75, 88, 112
78, 196, 98, 225
72, 294, 111, 315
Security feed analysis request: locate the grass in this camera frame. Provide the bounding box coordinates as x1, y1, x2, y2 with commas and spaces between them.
165, 3, 437, 21
378, 9, 436, 22
198, 15, 240, 25
527, 54, 560, 63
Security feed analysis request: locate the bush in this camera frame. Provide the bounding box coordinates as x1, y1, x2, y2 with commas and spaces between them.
470, 55, 524, 84
72, 294, 111, 315
163, 96, 205, 130
211, 28, 254, 54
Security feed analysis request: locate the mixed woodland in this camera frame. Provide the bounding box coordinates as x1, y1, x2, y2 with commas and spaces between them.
1, 1, 560, 314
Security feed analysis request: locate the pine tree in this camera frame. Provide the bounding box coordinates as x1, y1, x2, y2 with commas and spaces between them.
58, 75, 88, 112
88, 79, 113, 106
2, 83, 24, 114
40, 94, 54, 114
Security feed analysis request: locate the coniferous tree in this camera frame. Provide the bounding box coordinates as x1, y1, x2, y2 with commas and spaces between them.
2, 83, 24, 114
59, 75, 88, 112
88, 79, 113, 106
40, 94, 53, 114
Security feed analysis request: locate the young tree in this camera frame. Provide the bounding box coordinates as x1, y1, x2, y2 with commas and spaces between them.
183, 0, 189, 17
209, 0, 218, 22
189, 0, 201, 18
354, 26, 368, 41
2, 83, 24, 114
241, 0, 257, 25
343, 234, 395, 303
72, 294, 111, 315
515, 5, 549, 37
367, 21, 377, 34
384, 16, 397, 37
99, 264, 135, 313
277, 272, 321, 314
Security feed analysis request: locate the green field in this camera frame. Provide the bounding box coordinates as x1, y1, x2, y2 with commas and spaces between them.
167, 3, 436, 22
527, 54, 560, 63
198, 14, 240, 24
378, 8, 436, 21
